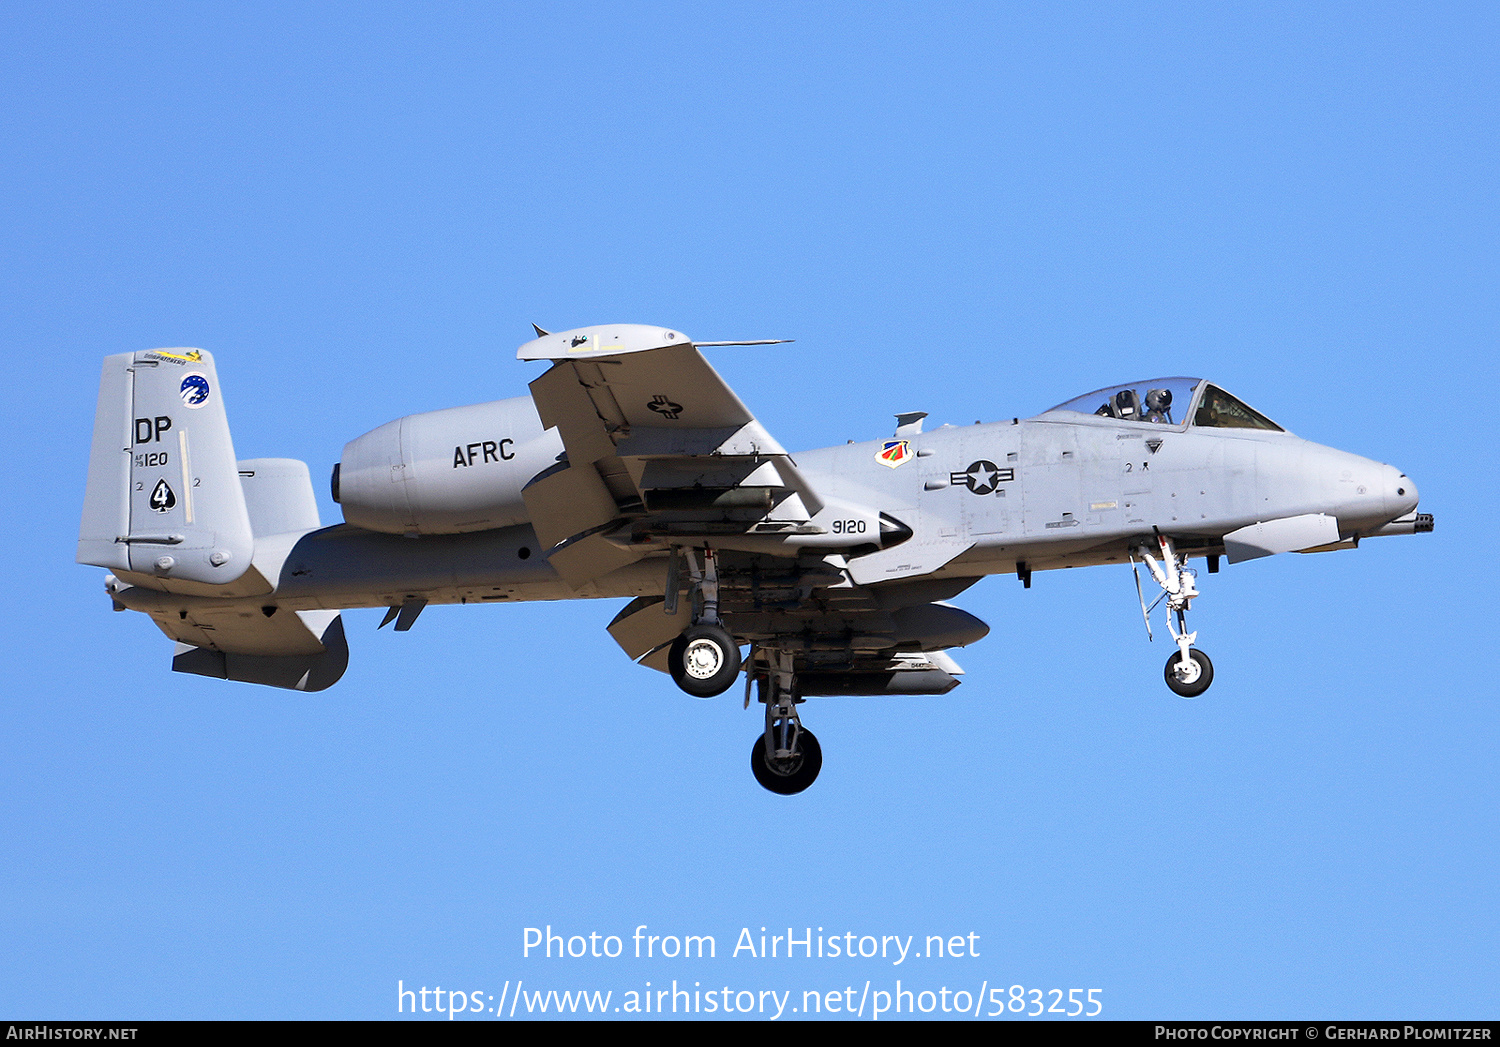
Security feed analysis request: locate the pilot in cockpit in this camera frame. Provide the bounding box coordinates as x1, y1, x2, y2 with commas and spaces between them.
1143, 387, 1173, 424
1093, 386, 1174, 424
1096, 389, 1142, 421
1054, 379, 1280, 431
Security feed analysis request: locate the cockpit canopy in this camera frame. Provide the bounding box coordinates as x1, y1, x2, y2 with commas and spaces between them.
1042, 378, 1283, 432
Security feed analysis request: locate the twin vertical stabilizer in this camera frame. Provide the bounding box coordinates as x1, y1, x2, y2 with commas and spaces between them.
77, 349, 254, 586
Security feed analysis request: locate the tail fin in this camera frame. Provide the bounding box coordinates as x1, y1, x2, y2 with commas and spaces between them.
78, 349, 254, 586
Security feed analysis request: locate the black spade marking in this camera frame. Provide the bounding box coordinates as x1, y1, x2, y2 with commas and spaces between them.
149, 478, 177, 513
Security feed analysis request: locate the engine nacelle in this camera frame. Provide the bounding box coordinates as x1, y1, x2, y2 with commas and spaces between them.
335, 396, 563, 535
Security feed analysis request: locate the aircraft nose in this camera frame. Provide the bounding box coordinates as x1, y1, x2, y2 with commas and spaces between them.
1385, 465, 1419, 519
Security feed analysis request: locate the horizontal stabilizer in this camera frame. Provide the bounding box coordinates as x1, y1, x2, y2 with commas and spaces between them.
171, 611, 348, 691
238, 458, 320, 537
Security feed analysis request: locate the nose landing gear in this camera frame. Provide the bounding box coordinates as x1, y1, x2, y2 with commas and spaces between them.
1133, 533, 1214, 698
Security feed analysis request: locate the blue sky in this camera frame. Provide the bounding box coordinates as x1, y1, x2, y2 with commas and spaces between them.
3, 1, 1495, 1020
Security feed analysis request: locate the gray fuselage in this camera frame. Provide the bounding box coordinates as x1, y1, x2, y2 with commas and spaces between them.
112, 395, 1415, 619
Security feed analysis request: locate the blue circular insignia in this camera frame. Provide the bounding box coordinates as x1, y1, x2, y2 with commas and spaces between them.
180, 373, 210, 408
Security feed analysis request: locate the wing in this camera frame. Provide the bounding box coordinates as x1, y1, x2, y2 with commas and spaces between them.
521, 325, 990, 698
519, 325, 890, 587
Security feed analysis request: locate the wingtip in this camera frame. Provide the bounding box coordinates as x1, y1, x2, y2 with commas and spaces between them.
531, 323, 550, 338
693, 339, 795, 347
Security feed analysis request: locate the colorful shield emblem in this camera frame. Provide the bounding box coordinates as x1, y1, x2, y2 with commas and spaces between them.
875, 439, 912, 468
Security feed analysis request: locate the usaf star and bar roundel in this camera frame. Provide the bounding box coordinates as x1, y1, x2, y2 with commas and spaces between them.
952, 460, 1014, 495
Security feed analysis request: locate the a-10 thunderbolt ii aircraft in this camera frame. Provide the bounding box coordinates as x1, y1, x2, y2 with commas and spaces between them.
79, 325, 1433, 794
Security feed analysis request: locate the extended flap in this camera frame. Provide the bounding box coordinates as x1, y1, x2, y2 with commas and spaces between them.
607, 594, 692, 665
547, 531, 645, 590
520, 463, 620, 551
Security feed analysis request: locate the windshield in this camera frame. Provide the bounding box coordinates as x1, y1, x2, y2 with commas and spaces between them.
1045, 378, 1202, 425
1192, 384, 1283, 431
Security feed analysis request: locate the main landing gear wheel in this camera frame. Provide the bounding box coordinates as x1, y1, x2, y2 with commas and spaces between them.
1164, 648, 1214, 698
751, 727, 822, 795
669, 623, 742, 698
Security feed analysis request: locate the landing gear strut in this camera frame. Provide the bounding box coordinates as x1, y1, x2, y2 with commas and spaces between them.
665, 547, 741, 697
749, 650, 822, 794
1133, 533, 1214, 698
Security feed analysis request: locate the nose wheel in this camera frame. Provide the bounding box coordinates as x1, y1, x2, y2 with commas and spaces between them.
1164, 648, 1213, 698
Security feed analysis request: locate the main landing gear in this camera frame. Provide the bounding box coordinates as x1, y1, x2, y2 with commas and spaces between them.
669, 623, 740, 698
1133, 533, 1215, 699
664, 547, 822, 794
665, 547, 742, 698
752, 727, 822, 795
749, 650, 821, 795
